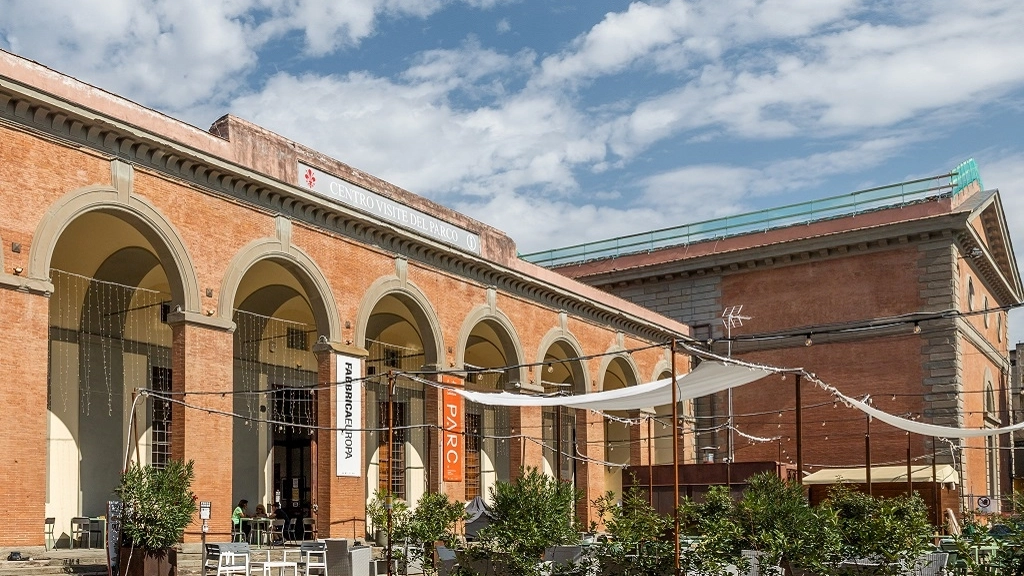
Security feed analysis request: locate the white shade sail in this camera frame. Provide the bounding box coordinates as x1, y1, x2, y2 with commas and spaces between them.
843, 394, 1024, 439
450, 361, 772, 411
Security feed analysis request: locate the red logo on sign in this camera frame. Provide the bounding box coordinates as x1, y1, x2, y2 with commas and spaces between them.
304, 168, 316, 188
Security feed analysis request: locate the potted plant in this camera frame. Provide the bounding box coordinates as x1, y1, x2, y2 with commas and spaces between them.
593, 478, 674, 576
469, 467, 582, 576
821, 484, 931, 576
403, 492, 467, 574
366, 488, 409, 547
733, 472, 841, 576
115, 460, 197, 576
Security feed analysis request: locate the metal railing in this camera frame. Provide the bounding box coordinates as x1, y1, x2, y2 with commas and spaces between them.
521, 159, 982, 268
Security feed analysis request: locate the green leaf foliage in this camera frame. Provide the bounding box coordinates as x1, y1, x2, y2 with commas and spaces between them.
733, 473, 841, 573
115, 460, 198, 552
592, 479, 675, 576
822, 484, 932, 575
474, 467, 581, 572
678, 485, 745, 574
366, 488, 410, 537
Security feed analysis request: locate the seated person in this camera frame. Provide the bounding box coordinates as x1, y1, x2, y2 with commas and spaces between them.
232, 499, 250, 540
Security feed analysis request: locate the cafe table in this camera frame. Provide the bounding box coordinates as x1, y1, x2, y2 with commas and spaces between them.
241, 517, 273, 548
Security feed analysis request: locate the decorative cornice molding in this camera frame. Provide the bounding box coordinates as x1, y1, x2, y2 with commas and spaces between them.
0, 78, 683, 344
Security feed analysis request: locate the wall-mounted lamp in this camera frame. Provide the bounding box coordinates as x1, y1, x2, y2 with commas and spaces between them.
913, 322, 921, 334
804, 334, 813, 346
12, 266, 23, 275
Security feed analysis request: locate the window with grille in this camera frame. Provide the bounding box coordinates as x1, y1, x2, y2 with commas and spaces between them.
286, 327, 308, 351
378, 401, 406, 499
465, 412, 482, 501
151, 366, 173, 469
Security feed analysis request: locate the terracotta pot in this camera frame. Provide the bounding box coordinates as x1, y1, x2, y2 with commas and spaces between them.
118, 547, 177, 576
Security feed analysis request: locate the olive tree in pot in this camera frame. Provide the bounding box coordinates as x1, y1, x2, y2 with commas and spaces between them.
366, 488, 410, 547
733, 472, 841, 576
678, 485, 745, 575
821, 484, 931, 576
402, 492, 467, 574
592, 479, 674, 576
465, 467, 581, 576
115, 460, 197, 576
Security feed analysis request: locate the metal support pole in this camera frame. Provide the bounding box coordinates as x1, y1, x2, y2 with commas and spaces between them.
671, 340, 680, 576
647, 416, 654, 506
386, 371, 395, 576
866, 415, 872, 497
555, 404, 562, 483
908, 433, 913, 497
795, 374, 803, 484
933, 442, 940, 528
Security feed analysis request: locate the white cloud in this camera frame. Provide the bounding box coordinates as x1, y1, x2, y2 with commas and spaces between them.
0, 0, 258, 112
496, 18, 511, 34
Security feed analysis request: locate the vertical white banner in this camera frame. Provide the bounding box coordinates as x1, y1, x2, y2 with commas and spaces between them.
336, 354, 363, 477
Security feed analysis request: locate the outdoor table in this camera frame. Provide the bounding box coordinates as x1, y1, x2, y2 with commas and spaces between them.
242, 518, 273, 548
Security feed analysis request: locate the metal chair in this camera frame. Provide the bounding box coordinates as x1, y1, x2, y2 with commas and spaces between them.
204, 543, 251, 576
286, 518, 298, 543
269, 519, 286, 547
70, 517, 91, 549
44, 517, 55, 551
295, 541, 327, 576
301, 518, 317, 541
231, 520, 246, 543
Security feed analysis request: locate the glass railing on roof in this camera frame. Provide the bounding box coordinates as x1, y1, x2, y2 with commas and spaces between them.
521, 159, 981, 268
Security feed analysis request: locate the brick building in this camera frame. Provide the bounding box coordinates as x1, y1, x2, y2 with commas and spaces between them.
526, 165, 1022, 512
0, 50, 698, 547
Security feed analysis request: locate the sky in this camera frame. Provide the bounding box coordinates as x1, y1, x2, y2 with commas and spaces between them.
3, 0, 1024, 341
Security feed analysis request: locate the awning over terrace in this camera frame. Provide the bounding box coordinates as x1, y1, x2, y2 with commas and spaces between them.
449, 361, 772, 411
802, 464, 958, 486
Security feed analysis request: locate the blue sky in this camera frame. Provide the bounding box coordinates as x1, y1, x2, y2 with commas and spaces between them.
3, 0, 1024, 340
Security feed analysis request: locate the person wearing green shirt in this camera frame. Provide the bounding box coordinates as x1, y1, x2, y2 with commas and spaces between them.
232, 499, 250, 541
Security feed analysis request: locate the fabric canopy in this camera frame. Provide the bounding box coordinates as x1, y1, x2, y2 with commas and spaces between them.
843, 394, 1024, 439
450, 361, 772, 410
802, 464, 958, 486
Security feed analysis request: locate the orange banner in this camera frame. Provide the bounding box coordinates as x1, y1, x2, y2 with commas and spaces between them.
441, 387, 464, 482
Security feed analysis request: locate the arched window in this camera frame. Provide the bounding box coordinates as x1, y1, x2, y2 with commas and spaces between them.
984, 296, 990, 327
998, 313, 1003, 343
984, 381, 996, 419
968, 278, 975, 312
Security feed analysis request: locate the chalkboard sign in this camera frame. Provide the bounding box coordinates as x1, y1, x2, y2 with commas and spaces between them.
106, 501, 122, 576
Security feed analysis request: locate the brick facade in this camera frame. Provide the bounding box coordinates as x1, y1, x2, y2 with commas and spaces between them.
0, 52, 692, 546
555, 186, 1021, 511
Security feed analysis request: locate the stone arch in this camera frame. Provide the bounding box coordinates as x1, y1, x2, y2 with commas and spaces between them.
455, 304, 526, 386
596, 345, 642, 391
650, 356, 673, 383
28, 185, 200, 311
533, 327, 590, 394
354, 275, 444, 368
218, 237, 341, 342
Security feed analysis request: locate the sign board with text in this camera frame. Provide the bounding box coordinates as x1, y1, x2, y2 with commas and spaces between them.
298, 162, 481, 255
441, 376, 465, 482
336, 354, 363, 477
